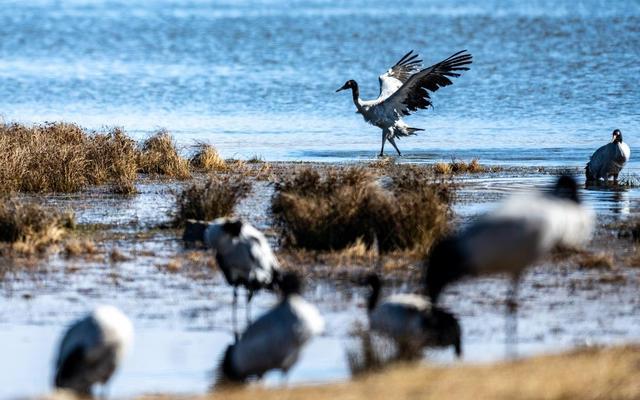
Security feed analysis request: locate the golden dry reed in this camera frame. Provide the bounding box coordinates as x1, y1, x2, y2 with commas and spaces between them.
138, 129, 191, 179
0, 197, 75, 255
272, 165, 453, 254
0, 122, 138, 193
173, 175, 251, 227
0, 122, 222, 193
189, 142, 227, 172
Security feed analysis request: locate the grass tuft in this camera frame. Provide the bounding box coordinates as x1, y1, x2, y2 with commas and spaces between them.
86, 127, 139, 194
138, 130, 191, 179
577, 251, 615, 269
432, 159, 487, 175
173, 175, 251, 227
271, 166, 453, 253
0, 122, 139, 193
0, 198, 74, 254
190, 143, 227, 172
247, 154, 264, 164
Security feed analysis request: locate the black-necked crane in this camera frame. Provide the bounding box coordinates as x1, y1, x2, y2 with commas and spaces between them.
219, 272, 324, 383
183, 217, 281, 333
53, 305, 133, 397
363, 273, 461, 358
336, 50, 472, 157
425, 175, 593, 355
586, 129, 630, 183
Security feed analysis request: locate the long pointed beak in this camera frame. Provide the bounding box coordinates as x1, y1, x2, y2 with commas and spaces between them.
336, 85, 348, 93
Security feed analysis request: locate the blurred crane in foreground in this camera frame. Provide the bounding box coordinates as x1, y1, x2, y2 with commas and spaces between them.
54, 305, 133, 397
425, 175, 594, 355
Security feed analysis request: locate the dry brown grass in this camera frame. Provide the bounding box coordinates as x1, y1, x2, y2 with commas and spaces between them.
173, 175, 252, 227
577, 251, 615, 269
0, 122, 139, 193
0, 198, 74, 255
190, 143, 227, 172
271, 166, 453, 254
142, 345, 640, 400
138, 130, 191, 179
63, 239, 97, 258
247, 155, 264, 164
432, 159, 488, 175
87, 127, 139, 194
368, 156, 396, 169
433, 162, 453, 174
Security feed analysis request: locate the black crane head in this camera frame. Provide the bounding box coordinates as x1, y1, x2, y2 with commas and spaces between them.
551, 175, 580, 203
278, 271, 303, 297
336, 80, 357, 92
221, 219, 243, 237
359, 273, 382, 311
361, 273, 381, 291
612, 129, 623, 143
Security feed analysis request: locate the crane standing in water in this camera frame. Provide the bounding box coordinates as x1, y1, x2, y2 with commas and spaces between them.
336, 50, 472, 157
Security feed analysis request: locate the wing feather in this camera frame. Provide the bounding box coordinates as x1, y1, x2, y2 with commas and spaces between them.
377, 50, 423, 99
376, 50, 472, 117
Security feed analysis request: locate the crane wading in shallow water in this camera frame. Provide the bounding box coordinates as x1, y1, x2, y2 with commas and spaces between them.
219, 272, 324, 384
183, 218, 281, 337
363, 273, 462, 358
424, 176, 593, 357
336, 50, 472, 157
585, 129, 630, 183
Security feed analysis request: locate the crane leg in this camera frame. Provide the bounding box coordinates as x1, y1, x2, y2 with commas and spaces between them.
505, 277, 519, 359
388, 136, 402, 156
379, 130, 386, 157
246, 290, 254, 325
232, 287, 239, 342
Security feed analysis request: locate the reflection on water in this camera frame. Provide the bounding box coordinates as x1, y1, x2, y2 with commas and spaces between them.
457, 173, 640, 221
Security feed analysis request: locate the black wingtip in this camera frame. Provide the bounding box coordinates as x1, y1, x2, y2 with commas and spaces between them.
394, 50, 416, 67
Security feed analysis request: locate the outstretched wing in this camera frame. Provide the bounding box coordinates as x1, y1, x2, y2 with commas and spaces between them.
377, 50, 472, 117
377, 50, 423, 100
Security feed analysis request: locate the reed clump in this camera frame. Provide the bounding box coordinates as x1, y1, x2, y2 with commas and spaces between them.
138, 130, 191, 179
0, 198, 74, 254
432, 159, 487, 175
86, 127, 139, 194
173, 175, 251, 227
271, 166, 453, 253
374, 165, 454, 253
577, 251, 615, 269
190, 143, 227, 172
0, 122, 139, 193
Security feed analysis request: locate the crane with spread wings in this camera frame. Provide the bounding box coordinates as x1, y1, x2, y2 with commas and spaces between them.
336, 50, 472, 157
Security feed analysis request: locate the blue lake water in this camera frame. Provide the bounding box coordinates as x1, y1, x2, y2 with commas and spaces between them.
0, 0, 638, 167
